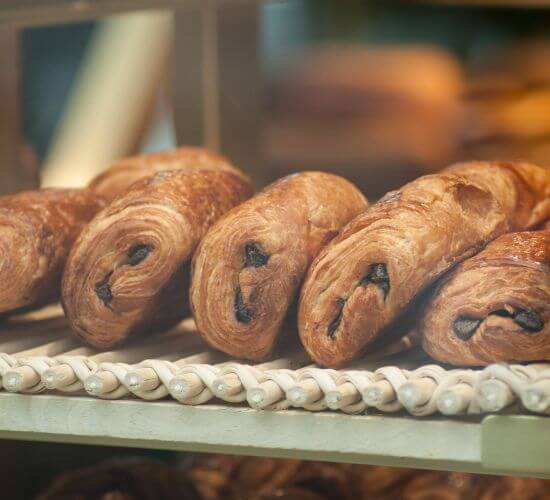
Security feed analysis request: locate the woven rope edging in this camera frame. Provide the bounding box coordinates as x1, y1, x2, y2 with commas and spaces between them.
1, 346, 550, 416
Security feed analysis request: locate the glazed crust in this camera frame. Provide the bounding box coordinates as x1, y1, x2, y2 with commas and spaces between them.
298, 161, 550, 367
62, 168, 252, 348
88, 147, 240, 203
190, 172, 368, 360
0, 189, 104, 315
421, 229, 550, 365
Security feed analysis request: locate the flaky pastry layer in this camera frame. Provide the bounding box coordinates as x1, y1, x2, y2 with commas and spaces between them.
63, 168, 252, 348
190, 172, 368, 360
421, 229, 550, 365
298, 161, 550, 367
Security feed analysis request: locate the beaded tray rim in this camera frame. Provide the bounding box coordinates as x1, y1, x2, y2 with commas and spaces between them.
0, 307, 548, 418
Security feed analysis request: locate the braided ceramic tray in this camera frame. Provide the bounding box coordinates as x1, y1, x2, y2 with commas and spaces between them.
1, 306, 548, 418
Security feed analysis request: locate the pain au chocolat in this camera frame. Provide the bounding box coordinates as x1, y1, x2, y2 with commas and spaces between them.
88, 147, 238, 203
298, 161, 550, 367
0, 189, 104, 316
0, 147, 232, 317
190, 172, 367, 360
62, 164, 252, 348
421, 228, 549, 365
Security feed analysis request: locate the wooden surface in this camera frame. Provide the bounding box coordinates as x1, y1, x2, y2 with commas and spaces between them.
0, 392, 481, 471
172, 3, 212, 150
0, 24, 30, 194
173, 1, 263, 186
216, 2, 263, 185
1, 311, 549, 477
0, 392, 548, 478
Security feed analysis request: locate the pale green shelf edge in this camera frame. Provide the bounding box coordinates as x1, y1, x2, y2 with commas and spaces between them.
0, 393, 548, 478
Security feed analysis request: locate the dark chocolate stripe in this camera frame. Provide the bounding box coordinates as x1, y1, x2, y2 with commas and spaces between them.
327, 298, 346, 339
452, 316, 481, 341
235, 287, 253, 323
453, 307, 544, 341
513, 309, 544, 332
326, 264, 390, 338
244, 243, 269, 268
360, 263, 390, 298
127, 244, 153, 266
94, 271, 113, 305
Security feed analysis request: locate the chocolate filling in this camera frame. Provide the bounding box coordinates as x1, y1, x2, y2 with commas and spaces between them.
326, 264, 390, 338
244, 243, 269, 268
360, 263, 390, 298
127, 244, 153, 266
327, 298, 346, 339
452, 317, 481, 341
95, 271, 113, 305
512, 309, 544, 332
235, 287, 253, 323
453, 307, 544, 341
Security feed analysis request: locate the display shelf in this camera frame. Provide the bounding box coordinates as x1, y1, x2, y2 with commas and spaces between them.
0, 392, 548, 479
2, 310, 549, 417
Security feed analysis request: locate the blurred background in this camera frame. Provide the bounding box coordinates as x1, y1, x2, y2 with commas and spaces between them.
6, 0, 550, 200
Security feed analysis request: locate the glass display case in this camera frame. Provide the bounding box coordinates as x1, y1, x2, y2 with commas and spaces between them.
0, 1, 549, 496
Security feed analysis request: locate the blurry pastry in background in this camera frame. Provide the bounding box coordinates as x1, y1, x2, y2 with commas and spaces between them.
36, 458, 201, 500
188, 454, 415, 500
399, 471, 483, 500
463, 88, 550, 143
470, 38, 550, 87
462, 38, 550, 167
190, 455, 550, 500
266, 44, 463, 199
35, 454, 550, 500
461, 138, 550, 169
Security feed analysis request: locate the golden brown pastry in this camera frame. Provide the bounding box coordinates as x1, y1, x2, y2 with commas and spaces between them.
421, 229, 550, 365
299, 161, 550, 367
187, 454, 415, 500
186, 454, 550, 500
37, 458, 201, 500
0, 148, 229, 318
190, 172, 367, 360
399, 471, 482, 500
62, 168, 252, 348
400, 470, 550, 500
0, 188, 104, 316
478, 475, 550, 500
36, 453, 550, 500
88, 147, 238, 203
267, 45, 463, 199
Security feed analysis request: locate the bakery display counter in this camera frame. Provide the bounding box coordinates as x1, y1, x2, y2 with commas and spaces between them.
1, 394, 549, 479
0, 307, 548, 479
1, 0, 549, 494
